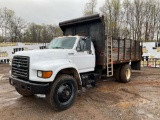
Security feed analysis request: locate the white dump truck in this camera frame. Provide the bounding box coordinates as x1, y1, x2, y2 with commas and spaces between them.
9, 14, 142, 110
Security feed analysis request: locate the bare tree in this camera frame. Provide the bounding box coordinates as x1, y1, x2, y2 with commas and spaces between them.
24, 23, 62, 43
0, 7, 63, 43
100, 0, 121, 38
84, 0, 97, 16
99, 0, 160, 41
7, 17, 27, 42
0, 7, 14, 42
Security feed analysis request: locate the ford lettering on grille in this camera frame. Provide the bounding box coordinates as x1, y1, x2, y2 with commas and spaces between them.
12, 56, 29, 80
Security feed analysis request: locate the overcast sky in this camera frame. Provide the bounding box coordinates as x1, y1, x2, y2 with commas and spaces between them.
0, 0, 105, 25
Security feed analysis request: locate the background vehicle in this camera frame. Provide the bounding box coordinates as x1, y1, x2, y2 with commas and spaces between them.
9, 14, 141, 110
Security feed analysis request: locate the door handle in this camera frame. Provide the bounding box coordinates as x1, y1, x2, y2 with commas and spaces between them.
68, 53, 74, 55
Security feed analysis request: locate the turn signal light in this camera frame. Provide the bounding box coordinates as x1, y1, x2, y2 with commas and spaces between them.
42, 71, 52, 78
37, 71, 52, 78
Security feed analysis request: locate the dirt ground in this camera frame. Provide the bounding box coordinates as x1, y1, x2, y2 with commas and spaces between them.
0, 64, 160, 120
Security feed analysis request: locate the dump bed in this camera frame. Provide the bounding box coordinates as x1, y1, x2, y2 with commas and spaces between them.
112, 38, 141, 63
59, 14, 141, 67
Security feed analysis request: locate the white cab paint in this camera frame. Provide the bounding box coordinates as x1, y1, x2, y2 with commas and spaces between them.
13, 36, 96, 82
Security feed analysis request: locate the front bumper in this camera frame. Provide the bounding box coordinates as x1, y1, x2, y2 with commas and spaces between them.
9, 76, 50, 94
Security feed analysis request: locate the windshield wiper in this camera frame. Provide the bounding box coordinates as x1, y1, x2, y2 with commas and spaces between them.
52, 47, 64, 49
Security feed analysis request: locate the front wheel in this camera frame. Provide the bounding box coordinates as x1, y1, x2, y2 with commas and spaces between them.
47, 75, 78, 111
120, 64, 132, 83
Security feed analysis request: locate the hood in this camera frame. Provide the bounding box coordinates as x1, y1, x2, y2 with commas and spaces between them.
15, 49, 69, 63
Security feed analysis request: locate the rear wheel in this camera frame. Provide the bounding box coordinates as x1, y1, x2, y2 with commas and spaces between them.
114, 65, 122, 82
120, 64, 131, 83
47, 75, 78, 111
16, 88, 33, 97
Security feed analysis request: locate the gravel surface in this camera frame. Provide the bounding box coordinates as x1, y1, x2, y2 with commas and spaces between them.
0, 64, 160, 120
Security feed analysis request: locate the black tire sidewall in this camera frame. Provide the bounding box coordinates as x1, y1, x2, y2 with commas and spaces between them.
120, 64, 131, 83
114, 65, 122, 82
49, 75, 77, 110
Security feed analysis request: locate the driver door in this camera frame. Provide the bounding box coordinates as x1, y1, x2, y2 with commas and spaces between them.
74, 38, 95, 73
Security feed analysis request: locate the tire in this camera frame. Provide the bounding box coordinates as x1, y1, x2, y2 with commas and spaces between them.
47, 75, 78, 111
16, 88, 33, 97
114, 65, 122, 82
120, 64, 132, 83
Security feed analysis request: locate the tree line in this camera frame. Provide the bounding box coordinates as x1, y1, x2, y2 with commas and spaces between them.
84, 0, 160, 41
1, 0, 160, 43
0, 7, 62, 43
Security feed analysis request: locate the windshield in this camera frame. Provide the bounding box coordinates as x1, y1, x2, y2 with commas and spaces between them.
47, 37, 76, 49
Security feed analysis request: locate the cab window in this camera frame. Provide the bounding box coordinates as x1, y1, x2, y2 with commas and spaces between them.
77, 39, 87, 52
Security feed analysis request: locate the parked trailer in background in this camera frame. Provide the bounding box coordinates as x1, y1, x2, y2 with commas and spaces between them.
142, 42, 160, 67
9, 14, 142, 111
0, 42, 46, 63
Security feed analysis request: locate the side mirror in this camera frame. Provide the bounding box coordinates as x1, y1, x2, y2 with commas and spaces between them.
86, 37, 91, 54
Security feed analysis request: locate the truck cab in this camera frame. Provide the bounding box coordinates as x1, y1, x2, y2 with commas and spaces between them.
9, 35, 97, 110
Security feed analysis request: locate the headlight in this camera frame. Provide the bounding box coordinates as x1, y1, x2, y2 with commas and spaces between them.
37, 71, 52, 78
37, 71, 42, 77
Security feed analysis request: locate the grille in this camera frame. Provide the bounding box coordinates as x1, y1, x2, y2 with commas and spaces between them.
12, 56, 29, 80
